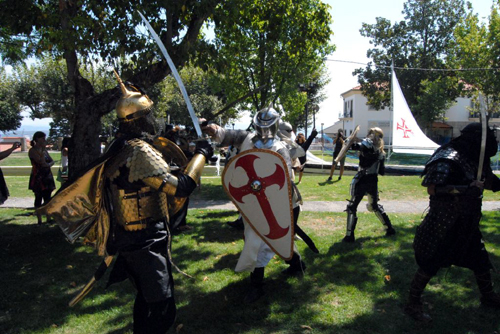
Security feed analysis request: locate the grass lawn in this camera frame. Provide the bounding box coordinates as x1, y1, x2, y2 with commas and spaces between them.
0, 152, 62, 167
5, 172, 500, 202
1, 208, 500, 333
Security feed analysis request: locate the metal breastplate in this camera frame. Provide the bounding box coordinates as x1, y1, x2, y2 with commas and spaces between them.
105, 139, 171, 231
110, 184, 169, 231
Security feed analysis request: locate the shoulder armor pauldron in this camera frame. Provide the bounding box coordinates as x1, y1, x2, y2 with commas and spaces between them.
423, 147, 476, 185
105, 139, 170, 182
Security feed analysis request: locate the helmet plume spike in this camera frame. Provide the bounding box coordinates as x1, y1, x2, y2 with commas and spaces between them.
113, 69, 153, 122
113, 69, 129, 97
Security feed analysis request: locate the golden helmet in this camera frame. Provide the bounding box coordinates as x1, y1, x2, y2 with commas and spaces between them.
113, 70, 154, 122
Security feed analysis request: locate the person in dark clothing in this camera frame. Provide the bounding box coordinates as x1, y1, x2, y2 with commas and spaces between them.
327, 128, 346, 181
0, 142, 22, 205
29, 131, 56, 225
404, 122, 500, 322
294, 129, 318, 184
342, 127, 395, 243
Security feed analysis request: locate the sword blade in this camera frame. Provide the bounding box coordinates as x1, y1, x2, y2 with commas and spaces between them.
138, 11, 202, 138
477, 111, 487, 180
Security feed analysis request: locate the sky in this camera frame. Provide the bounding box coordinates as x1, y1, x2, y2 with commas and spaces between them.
11, 0, 497, 136
315, 0, 496, 131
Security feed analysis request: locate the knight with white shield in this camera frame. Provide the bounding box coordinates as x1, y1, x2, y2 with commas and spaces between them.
202, 107, 312, 303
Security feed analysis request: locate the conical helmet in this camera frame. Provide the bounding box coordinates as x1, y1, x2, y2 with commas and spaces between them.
113, 70, 154, 122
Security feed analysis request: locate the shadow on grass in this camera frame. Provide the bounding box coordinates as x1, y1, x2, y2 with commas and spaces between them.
0, 215, 138, 333
171, 212, 500, 333
2, 209, 500, 334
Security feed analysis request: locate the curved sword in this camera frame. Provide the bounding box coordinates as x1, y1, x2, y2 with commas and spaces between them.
477, 111, 488, 181
138, 11, 202, 138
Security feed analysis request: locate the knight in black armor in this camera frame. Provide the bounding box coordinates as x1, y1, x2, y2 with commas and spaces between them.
404, 122, 500, 322
342, 127, 395, 243
41, 72, 212, 334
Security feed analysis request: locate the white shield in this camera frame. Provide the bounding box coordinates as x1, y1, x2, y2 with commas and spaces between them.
222, 149, 294, 260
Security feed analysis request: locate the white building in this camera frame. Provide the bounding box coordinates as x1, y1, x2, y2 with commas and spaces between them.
326, 85, 498, 145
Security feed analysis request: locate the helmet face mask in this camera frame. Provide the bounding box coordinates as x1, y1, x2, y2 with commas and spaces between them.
253, 107, 280, 144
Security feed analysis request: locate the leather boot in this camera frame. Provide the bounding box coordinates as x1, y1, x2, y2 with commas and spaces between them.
244, 267, 265, 304
475, 271, 500, 308
227, 216, 244, 230
404, 269, 433, 322
282, 252, 306, 276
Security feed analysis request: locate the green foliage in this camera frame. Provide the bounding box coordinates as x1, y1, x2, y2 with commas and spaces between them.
212, 0, 334, 120
0, 68, 23, 132
1, 207, 500, 333
154, 64, 228, 126
452, 2, 500, 116
354, 0, 467, 127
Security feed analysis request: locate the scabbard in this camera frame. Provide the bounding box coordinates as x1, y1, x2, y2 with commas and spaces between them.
69, 255, 114, 307
295, 225, 319, 254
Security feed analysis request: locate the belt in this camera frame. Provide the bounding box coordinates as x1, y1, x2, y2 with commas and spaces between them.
123, 190, 154, 199
122, 216, 161, 231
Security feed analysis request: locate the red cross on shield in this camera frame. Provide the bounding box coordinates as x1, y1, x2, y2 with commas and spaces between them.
222, 149, 294, 260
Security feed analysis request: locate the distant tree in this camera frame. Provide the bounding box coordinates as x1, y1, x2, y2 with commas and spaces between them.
212, 0, 334, 125
451, 2, 500, 117
354, 0, 467, 128
0, 68, 23, 132
0, 0, 220, 176
157, 64, 229, 128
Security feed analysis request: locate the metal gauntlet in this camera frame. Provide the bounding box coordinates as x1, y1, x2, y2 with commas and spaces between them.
183, 154, 206, 185
144, 174, 179, 196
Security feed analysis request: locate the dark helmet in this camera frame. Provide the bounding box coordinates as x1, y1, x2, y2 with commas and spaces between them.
460, 122, 498, 158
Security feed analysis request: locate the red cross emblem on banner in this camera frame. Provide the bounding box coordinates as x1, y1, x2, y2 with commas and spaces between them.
397, 118, 413, 138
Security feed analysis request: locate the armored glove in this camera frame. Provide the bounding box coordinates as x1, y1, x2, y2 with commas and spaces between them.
195, 140, 214, 160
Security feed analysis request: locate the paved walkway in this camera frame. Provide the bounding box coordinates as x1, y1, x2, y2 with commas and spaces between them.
4, 197, 500, 213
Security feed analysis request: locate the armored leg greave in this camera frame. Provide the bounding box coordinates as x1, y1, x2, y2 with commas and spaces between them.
346, 210, 357, 237
342, 206, 358, 243
409, 269, 432, 304
404, 268, 433, 322
367, 198, 395, 236
475, 271, 500, 308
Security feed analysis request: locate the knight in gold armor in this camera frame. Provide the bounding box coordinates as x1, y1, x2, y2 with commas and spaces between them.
40, 72, 213, 334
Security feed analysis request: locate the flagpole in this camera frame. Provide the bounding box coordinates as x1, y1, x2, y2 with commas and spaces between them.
388, 60, 395, 162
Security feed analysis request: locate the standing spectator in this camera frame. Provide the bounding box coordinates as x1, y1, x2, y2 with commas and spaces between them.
28, 131, 55, 225
0, 142, 22, 205
327, 128, 346, 181
294, 129, 318, 184
60, 138, 70, 173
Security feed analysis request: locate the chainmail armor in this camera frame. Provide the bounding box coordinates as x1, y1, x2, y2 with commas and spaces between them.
414, 145, 484, 272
